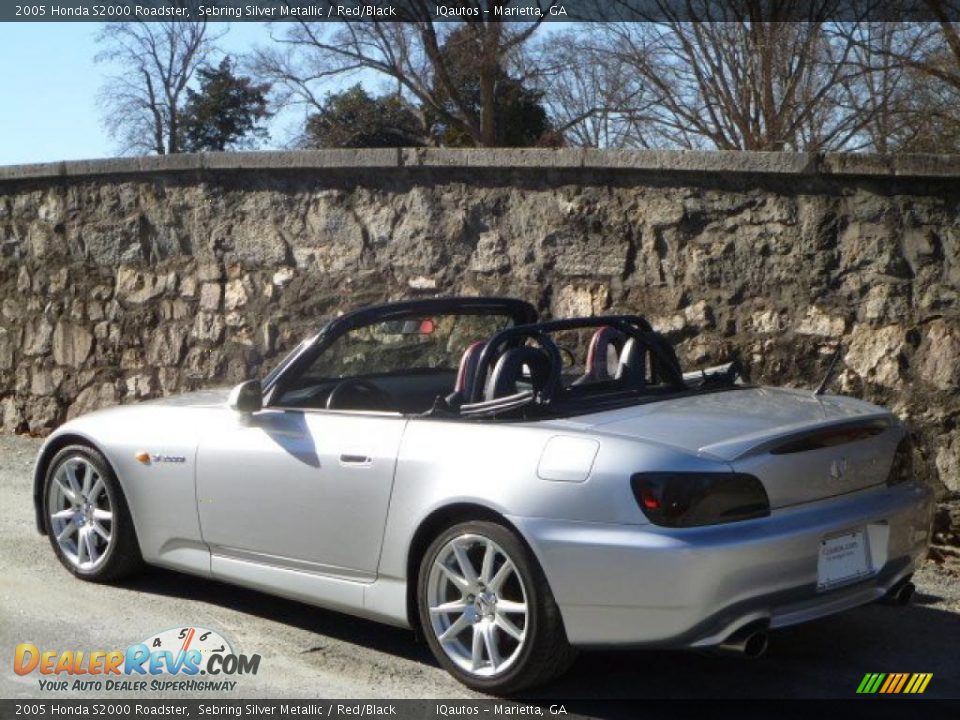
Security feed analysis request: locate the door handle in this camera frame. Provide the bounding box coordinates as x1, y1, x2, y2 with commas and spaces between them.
339, 453, 371, 466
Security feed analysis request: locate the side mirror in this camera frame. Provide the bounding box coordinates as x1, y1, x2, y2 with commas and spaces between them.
228, 380, 263, 414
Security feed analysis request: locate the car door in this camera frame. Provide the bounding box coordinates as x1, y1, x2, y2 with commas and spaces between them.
194, 301, 527, 585
196, 407, 406, 581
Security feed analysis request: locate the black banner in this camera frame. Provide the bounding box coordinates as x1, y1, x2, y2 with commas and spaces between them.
2, 699, 959, 720
4, 0, 960, 24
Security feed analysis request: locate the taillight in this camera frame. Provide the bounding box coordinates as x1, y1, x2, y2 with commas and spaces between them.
630, 472, 770, 528
887, 437, 915, 486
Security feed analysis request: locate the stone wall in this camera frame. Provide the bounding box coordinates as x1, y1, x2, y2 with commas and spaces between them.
0, 148, 958, 492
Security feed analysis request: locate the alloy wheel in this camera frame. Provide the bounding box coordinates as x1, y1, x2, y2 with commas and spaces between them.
47, 456, 114, 572
426, 533, 529, 677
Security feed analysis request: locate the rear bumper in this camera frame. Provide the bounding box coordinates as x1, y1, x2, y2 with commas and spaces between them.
509, 481, 934, 647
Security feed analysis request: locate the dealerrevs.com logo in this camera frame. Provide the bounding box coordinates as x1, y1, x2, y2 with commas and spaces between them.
14, 626, 261, 693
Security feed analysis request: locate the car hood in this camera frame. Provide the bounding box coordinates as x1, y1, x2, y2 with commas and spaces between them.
555, 386, 894, 462
53, 388, 233, 430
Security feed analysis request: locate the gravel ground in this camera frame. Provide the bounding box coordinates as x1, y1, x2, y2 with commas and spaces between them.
1, 434, 957, 701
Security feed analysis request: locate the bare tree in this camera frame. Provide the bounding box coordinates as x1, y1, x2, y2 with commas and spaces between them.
96, 17, 222, 155
252, 2, 553, 147
838, 23, 902, 153
894, 71, 960, 152
879, 4, 960, 91
845, 11, 960, 152
534, 29, 657, 147
590, 1, 874, 151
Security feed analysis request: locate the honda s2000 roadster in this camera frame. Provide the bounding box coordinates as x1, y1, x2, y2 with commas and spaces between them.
33, 297, 933, 692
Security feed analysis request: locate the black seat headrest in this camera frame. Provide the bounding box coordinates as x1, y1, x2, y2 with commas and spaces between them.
622, 332, 684, 387
484, 346, 552, 401
616, 336, 647, 383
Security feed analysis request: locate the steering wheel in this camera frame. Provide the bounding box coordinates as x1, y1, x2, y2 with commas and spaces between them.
326, 378, 396, 411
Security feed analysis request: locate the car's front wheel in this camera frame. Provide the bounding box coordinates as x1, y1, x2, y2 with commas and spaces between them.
43, 444, 144, 582
417, 520, 576, 694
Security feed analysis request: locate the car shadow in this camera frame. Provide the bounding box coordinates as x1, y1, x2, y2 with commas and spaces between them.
124, 566, 960, 705
124, 567, 432, 665
250, 410, 321, 469
528, 600, 960, 703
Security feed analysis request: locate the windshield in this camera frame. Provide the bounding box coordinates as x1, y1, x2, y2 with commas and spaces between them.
262, 335, 315, 389
273, 312, 517, 414
300, 313, 514, 382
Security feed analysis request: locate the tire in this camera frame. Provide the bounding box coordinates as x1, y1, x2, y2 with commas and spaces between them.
42, 444, 144, 582
417, 520, 576, 694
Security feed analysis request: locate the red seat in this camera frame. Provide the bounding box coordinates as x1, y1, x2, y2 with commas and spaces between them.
578, 326, 627, 383
454, 340, 487, 400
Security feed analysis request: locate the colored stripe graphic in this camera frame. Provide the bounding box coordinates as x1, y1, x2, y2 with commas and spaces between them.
907, 673, 931, 694
893, 674, 909, 693
858, 673, 932, 694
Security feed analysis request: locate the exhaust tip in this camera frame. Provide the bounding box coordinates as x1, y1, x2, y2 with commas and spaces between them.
893, 581, 916, 606
714, 625, 769, 658
881, 579, 916, 606
742, 631, 769, 658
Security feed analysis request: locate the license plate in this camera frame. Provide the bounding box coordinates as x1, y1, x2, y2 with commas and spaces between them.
817, 529, 873, 591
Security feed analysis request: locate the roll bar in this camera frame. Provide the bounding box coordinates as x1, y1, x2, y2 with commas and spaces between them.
467, 315, 686, 404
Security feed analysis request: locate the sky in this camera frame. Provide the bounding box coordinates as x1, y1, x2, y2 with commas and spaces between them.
0, 21, 567, 167
0, 22, 291, 166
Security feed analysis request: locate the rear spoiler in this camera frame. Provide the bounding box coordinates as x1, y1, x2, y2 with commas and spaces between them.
700, 415, 899, 462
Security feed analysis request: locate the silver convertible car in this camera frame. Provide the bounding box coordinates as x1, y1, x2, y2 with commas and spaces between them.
33, 297, 933, 692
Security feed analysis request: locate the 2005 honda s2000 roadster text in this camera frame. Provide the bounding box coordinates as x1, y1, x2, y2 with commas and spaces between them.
33, 297, 934, 692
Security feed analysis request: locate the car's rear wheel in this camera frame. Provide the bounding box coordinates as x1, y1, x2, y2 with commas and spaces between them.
43, 445, 144, 582
417, 520, 576, 694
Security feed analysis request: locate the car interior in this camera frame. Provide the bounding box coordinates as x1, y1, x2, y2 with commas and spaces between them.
273, 313, 687, 416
